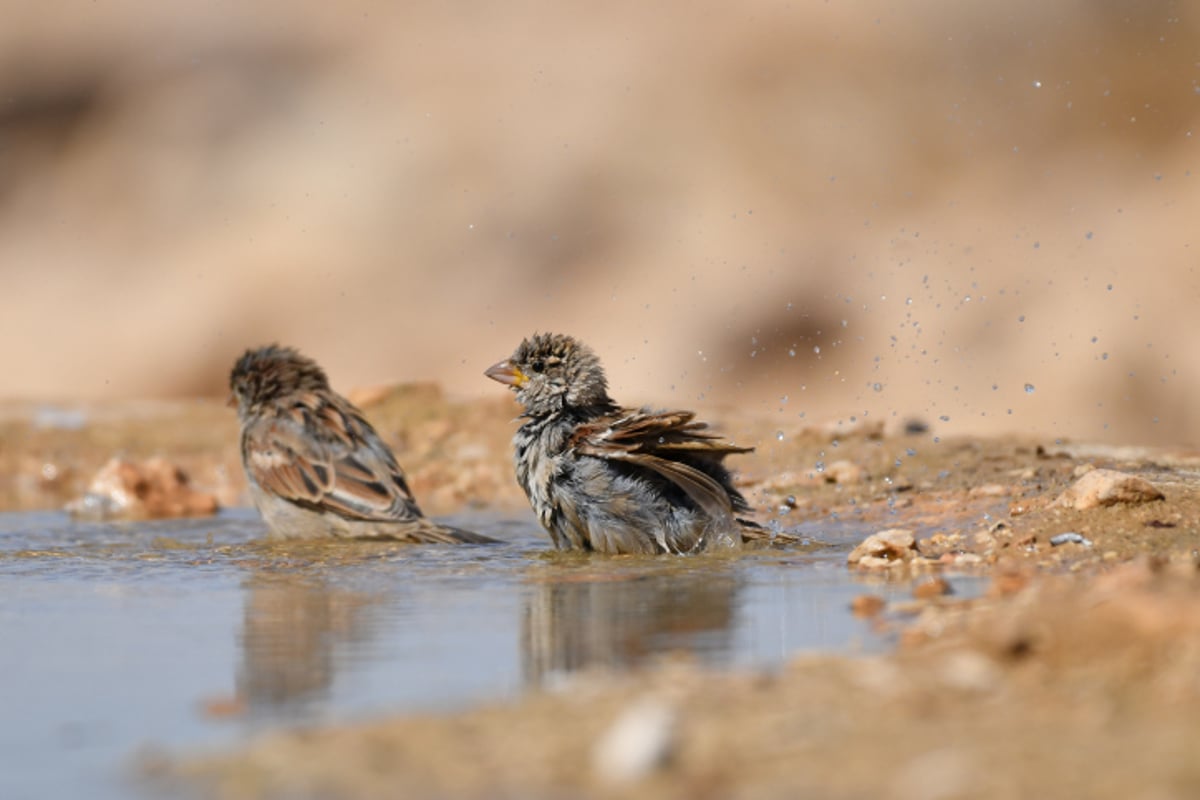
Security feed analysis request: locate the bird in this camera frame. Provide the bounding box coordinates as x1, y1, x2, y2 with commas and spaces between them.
485, 332, 786, 554
229, 344, 494, 543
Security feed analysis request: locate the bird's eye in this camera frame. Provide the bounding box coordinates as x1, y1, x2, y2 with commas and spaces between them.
530, 359, 545, 373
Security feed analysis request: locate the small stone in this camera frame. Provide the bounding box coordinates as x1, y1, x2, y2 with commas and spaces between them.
913, 577, 953, 599
824, 460, 864, 485
1053, 469, 1165, 510
1050, 532, 1093, 547
968, 483, 1008, 497
592, 699, 676, 784
851, 594, 887, 617
848, 529, 917, 565
66, 457, 218, 520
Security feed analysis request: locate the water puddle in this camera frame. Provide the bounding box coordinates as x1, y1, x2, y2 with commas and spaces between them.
0, 509, 977, 799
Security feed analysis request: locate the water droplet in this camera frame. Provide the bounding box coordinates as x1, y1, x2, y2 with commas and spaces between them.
1032, 79, 1042, 88
1018, 315, 1026, 322
776, 431, 785, 441
813, 346, 821, 355
939, 415, 950, 422
872, 382, 883, 392
1024, 383, 1035, 393
814, 461, 826, 473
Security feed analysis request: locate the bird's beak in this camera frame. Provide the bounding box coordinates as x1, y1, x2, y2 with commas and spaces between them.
484, 359, 526, 387
225, 391, 237, 409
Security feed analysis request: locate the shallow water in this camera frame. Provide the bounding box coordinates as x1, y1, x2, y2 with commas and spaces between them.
0, 509, 967, 800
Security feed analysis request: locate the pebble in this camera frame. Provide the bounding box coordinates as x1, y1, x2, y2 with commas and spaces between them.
848, 529, 917, 566
824, 459, 864, 485
592, 699, 677, 784
65, 457, 218, 520
1053, 469, 1165, 510
1050, 532, 1093, 547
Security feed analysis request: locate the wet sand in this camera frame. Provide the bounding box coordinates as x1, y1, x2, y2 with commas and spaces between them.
5, 387, 1199, 798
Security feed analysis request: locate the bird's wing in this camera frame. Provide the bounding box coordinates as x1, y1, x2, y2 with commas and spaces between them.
570, 409, 751, 520
243, 397, 424, 523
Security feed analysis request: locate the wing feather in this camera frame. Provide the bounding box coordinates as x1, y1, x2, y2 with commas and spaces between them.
570, 408, 752, 520
243, 398, 424, 523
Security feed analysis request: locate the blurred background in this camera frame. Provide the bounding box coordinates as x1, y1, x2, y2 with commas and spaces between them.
1, 0, 1196, 445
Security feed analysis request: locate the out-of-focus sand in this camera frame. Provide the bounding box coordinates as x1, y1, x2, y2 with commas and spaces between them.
1, 0, 1196, 445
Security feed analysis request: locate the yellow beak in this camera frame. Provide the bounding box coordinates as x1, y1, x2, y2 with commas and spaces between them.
484, 360, 527, 387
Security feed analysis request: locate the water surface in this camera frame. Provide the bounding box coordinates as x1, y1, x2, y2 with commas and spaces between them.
0, 509, 952, 799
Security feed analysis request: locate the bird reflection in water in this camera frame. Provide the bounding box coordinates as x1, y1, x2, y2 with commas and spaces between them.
521, 562, 740, 685
236, 573, 379, 713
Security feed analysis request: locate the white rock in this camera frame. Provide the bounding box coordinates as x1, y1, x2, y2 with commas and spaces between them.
592, 699, 677, 784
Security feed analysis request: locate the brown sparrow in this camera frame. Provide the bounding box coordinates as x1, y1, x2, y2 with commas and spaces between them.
230, 345, 494, 543
486, 332, 785, 554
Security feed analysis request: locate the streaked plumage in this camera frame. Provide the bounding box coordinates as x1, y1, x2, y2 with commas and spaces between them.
486, 332, 785, 554
230, 345, 493, 543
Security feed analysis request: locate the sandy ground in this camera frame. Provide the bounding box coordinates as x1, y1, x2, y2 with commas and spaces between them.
6, 388, 1200, 798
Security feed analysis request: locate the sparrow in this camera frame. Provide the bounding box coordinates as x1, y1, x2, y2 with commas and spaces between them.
485, 332, 785, 554
229, 345, 494, 544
